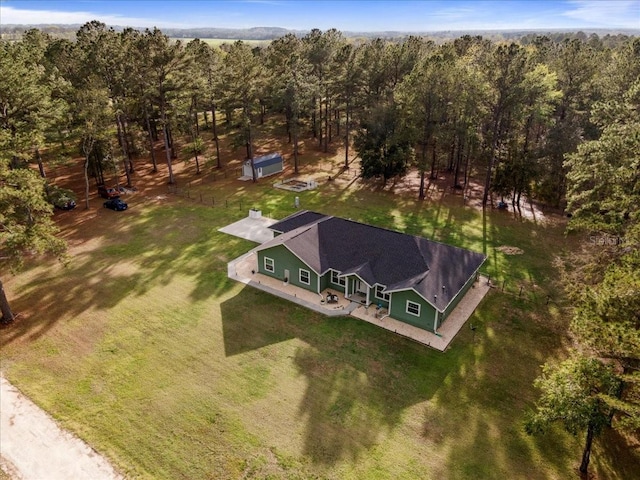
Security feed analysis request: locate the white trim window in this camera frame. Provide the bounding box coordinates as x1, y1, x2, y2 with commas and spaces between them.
264, 256, 275, 273
374, 285, 390, 302
299, 268, 311, 285
406, 300, 421, 317
330, 269, 346, 286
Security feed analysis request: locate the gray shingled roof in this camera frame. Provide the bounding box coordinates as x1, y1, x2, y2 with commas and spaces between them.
257, 211, 486, 312
268, 210, 329, 233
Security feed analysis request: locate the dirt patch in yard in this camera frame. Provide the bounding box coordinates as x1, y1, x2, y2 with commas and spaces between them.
495, 246, 525, 255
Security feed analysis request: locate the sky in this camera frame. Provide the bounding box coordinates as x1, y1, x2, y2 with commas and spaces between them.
0, 0, 638, 31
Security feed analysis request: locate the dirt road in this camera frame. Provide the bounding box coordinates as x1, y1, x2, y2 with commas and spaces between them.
0, 376, 123, 480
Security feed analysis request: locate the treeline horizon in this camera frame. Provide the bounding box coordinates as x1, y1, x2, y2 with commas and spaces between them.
1, 23, 638, 43
1, 22, 639, 210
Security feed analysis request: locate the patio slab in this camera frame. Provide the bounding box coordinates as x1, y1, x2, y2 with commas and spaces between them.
218, 216, 277, 243
227, 250, 491, 351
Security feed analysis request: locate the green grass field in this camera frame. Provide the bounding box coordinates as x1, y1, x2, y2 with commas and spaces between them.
1, 168, 638, 479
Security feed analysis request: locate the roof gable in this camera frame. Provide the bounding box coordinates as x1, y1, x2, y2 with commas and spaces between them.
251, 152, 283, 167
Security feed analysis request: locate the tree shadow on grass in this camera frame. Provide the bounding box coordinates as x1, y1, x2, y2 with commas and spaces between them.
1, 204, 244, 348
429, 293, 583, 479
592, 428, 640, 480
221, 286, 458, 466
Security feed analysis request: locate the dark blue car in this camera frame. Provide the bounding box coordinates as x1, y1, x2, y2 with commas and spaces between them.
103, 198, 128, 211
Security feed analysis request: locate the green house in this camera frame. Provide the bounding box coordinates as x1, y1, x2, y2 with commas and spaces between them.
255, 211, 486, 333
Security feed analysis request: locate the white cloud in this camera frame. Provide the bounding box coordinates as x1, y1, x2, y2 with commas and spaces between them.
0, 5, 189, 28
562, 0, 640, 28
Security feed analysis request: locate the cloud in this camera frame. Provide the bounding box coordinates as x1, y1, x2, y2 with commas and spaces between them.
0, 5, 189, 28
562, 0, 640, 28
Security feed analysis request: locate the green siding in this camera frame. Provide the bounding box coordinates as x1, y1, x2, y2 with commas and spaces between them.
443, 273, 477, 320
370, 285, 390, 308
319, 272, 330, 292
325, 270, 346, 293
389, 290, 437, 332
257, 245, 319, 293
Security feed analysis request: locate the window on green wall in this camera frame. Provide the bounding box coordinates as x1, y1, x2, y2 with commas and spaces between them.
330, 270, 346, 286
375, 285, 390, 301
264, 256, 274, 273
406, 300, 421, 316
299, 269, 310, 285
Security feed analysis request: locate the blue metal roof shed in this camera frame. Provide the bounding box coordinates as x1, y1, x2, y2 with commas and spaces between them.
243, 153, 284, 178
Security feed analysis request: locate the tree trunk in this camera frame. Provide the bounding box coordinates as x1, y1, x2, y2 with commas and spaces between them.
151, 117, 158, 141
84, 154, 91, 209
203, 110, 209, 129
161, 104, 175, 184
35, 148, 46, 178
115, 114, 133, 182
344, 97, 350, 169
418, 138, 429, 200
453, 136, 464, 187
57, 127, 67, 150
293, 115, 299, 175
123, 118, 135, 173
144, 106, 158, 173
448, 138, 456, 171
483, 114, 501, 207
168, 126, 178, 160
324, 92, 329, 152
318, 96, 323, 149
82, 136, 94, 209
0, 277, 15, 324
579, 423, 595, 477
464, 145, 471, 187
116, 116, 133, 187
430, 140, 438, 180
312, 95, 317, 138
194, 107, 201, 175
211, 101, 221, 169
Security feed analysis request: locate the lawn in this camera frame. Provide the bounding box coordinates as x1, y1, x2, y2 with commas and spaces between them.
1, 158, 638, 479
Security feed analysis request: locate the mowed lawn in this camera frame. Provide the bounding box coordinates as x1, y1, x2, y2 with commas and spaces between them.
1, 177, 638, 480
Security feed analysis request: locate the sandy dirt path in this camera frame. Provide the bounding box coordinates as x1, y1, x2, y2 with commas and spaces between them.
0, 376, 123, 480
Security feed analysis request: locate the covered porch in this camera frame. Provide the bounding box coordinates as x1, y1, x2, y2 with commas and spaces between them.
227, 249, 490, 351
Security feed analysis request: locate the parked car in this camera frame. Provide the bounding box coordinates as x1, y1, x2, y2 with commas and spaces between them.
48, 185, 77, 210
103, 198, 128, 211
55, 198, 77, 210
98, 185, 120, 199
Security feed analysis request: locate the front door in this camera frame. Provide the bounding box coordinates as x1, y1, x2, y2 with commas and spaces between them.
350, 278, 369, 305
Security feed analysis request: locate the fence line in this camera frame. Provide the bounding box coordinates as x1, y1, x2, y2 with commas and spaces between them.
479, 271, 557, 306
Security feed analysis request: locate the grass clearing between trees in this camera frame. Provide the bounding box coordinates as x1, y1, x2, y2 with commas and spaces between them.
1, 163, 639, 479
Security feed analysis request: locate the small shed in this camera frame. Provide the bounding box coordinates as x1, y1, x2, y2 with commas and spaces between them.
243, 153, 284, 179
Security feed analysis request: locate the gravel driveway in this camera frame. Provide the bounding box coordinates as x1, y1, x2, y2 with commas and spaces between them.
0, 376, 123, 480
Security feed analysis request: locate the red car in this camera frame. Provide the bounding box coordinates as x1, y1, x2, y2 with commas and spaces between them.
97, 185, 120, 199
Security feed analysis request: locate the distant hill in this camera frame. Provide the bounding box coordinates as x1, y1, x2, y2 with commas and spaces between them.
1, 24, 637, 42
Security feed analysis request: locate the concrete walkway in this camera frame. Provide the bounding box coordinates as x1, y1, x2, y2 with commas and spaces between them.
0, 376, 123, 480
227, 250, 490, 351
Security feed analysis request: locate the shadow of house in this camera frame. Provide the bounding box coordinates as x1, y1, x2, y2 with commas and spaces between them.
221, 286, 459, 465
